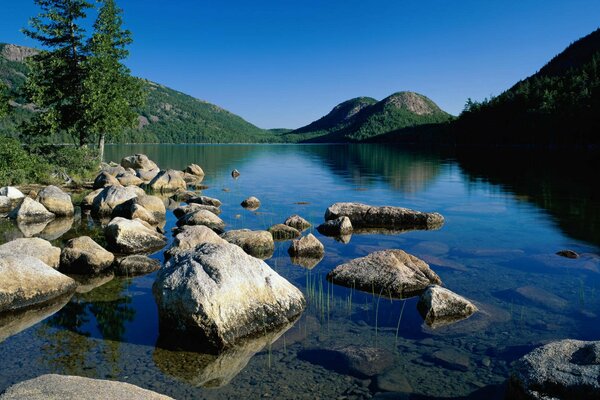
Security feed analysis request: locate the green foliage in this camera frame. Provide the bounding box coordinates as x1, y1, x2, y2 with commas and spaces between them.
22, 0, 94, 146
0, 81, 9, 118
35, 144, 98, 179
0, 135, 50, 185
455, 28, 600, 146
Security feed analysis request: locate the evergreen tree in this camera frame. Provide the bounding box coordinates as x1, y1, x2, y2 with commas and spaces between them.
82, 0, 145, 161
0, 82, 9, 118
22, 0, 93, 146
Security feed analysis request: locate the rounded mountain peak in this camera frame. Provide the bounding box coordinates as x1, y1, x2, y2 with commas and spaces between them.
382, 91, 441, 116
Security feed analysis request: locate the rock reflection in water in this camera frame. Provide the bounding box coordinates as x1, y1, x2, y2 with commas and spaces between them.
38, 216, 76, 241
153, 321, 295, 388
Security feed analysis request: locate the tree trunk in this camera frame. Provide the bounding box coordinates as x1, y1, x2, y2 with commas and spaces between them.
98, 133, 105, 164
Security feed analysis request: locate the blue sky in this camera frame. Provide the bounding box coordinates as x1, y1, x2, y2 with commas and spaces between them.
2, 1, 600, 129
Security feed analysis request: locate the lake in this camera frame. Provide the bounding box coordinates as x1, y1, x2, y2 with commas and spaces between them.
1, 144, 599, 399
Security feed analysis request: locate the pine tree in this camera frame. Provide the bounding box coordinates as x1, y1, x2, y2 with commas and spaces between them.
0, 82, 9, 118
82, 0, 146, 161
22, 0, 93, 147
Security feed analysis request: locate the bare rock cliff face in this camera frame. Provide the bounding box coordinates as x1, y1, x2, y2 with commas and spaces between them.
384, 92, 437, 115
1, 44, 38, 62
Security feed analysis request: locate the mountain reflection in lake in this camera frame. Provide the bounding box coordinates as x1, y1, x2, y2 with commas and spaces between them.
0, 144, 599, 399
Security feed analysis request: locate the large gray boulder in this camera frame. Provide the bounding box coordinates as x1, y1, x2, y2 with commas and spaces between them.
176, 209, 225, 233
105, 217, 167, 254
0, 237, 61, 269
0, 255, 76, 312
59, 236, 115, 274
93, 171, 122, 190
0, 374, 173, 400
91, 185, 140, 217
132, 194, 166, 219
81, 188, 103, 209
114, 255, 161, 277
101, 164, 126, 176
116, 171, 143, 186
36, 185, 74, 216
153, 242, 306, 352
220, 229, 274, 259
187, 195, 222, 207
149, 169, 187, 192
327, 250, 442, 298
417, 285, 478, 328
165, 225, 228, 260
0, 196, 13, 214
288, 233, 324, 258
120, 153, 159, 171
136, 167, 161, 183
9, 197, 55, 223
185, 163, 205, 177
317, 216, 353, 236
0, 186, 25, 200
509, 340, 600, 400
284, 214, 311, 231
325, 202, 444, 230
173, 203, 221, 219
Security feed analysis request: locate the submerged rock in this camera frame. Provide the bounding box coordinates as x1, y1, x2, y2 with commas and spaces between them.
9, 197, 55, 223
220, 229, 275, 259
284, 214, 311, 231
288, 233, 324, 258
149, 169, 187, 192
59, 236, 115, 275
93, 171, 121, 189
556, 249, 579, 259
417, 285, 478, 328
120, 153, 159, 171
317, 216, 353, 236
105, 217, 167, 254
174, 203, 221, 219
327, 250, 442, 298
153, 242, 306, 353
509, 339, 600, 400
114, 255, 161, 277
0, 255, 76, 312
268, 224, 301, 240
176, 209, 225, 233
0, 237, 61, 269
36, 185, 74, 216
187, 195, 222, 208
0, 374, 173, 400
325, 202, 444, 230
298, 345, 394, 378
185, 163, 205, 177
241, 196, 261, 209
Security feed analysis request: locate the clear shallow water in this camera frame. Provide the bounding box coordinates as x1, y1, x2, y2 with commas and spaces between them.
1, 144, 599, 399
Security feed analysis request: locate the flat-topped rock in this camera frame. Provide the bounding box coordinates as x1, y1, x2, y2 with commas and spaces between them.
149, 169, 187, 192
288, 234, 324, 258
284, 214, 311, 231
509, 339, 600, 400
0, 186, 25, 200
325, 202, 444, 230
174, 203, 221, 219
116, 171, 143, 186
0, 255, 76, 312
9, 197, 55, 223
153, 242, 305, 352
36, 185, 74, 216
136, 167, 161, 183
59, 236, 115, 275
220, 229, 274, 259
105, 217, 167, 254
187, 195, 222, 207
327, 249, 442, 298
101, 164, 126, 176
166, 225, 228, 260
0, 374, 173, 400
268, 224, 301, 241
121, 153, 159, 171
417, 285, 478, 328
176, 209, 225, 233
0, 237, 61, 269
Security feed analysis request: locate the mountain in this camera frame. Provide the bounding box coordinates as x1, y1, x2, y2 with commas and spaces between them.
454, 28, 600, 146
0, 43, 276, 144
285, 91, 452, 143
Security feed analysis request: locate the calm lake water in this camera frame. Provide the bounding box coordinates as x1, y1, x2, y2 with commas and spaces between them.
1, 144, 599, 399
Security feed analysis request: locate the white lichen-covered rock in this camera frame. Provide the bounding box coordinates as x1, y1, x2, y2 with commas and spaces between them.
93, 171, 122, 190
284, 214, 311, 231
509, 340, 600, 400
220, 229, 274, 259
120, 154, 159, 171
8, 197, 55, 222
91, 185, 139, 217
166, 225, 228, 260
0, 238, 61, 269
149, 169, 187, 192
268, 224, 301, 241
0, 255, 76, 312
36, 185, 74, 216
288, 233, 324, 258
187, 195, 222, 207
325, 202, 444, 230
176, 209, 225, 232
185, 163, 205, 177
327, 250, 442, 298
241, 196, 260, 209
153, 242, 306, 352
105, 217, 167, 254
0, 374, 174, 400
173, 203, 221, 219
0, 186, 25, 200
317, 216, 353, 236
59, 236, 115, 274
417, 285, 477, 328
